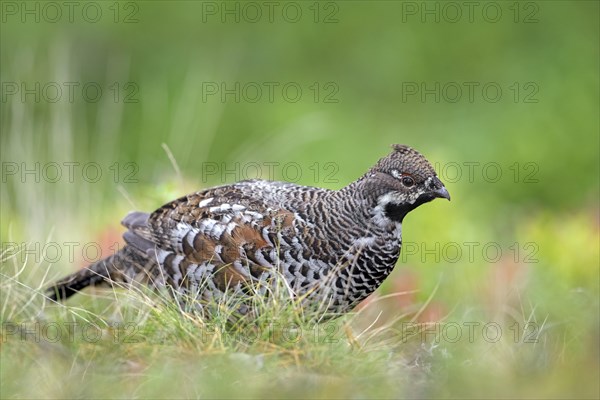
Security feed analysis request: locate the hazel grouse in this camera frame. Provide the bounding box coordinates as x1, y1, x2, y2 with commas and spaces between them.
48, 145, 450, 318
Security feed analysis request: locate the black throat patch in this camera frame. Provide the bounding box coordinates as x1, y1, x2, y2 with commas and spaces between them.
383, 193, 438, 222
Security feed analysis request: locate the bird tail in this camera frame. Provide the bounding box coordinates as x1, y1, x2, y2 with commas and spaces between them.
46, 245, 153, 301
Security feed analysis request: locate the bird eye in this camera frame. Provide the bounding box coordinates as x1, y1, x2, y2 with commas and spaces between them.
401, 176, 415, 187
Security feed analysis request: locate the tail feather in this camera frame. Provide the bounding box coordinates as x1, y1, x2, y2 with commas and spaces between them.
46, 246, 154, 301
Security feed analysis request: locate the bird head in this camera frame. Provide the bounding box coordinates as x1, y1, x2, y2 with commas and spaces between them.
364, 144, 450, 223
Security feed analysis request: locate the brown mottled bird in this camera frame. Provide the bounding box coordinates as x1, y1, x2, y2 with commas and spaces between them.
48, 145, 450, 318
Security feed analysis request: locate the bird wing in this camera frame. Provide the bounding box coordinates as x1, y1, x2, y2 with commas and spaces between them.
120, 184, 299, 291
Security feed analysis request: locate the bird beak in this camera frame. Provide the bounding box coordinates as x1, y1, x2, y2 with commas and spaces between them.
433, 186, 451, 201
428, 176, 451, 201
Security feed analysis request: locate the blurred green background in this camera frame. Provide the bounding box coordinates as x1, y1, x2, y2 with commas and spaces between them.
1, 1, 598, 399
